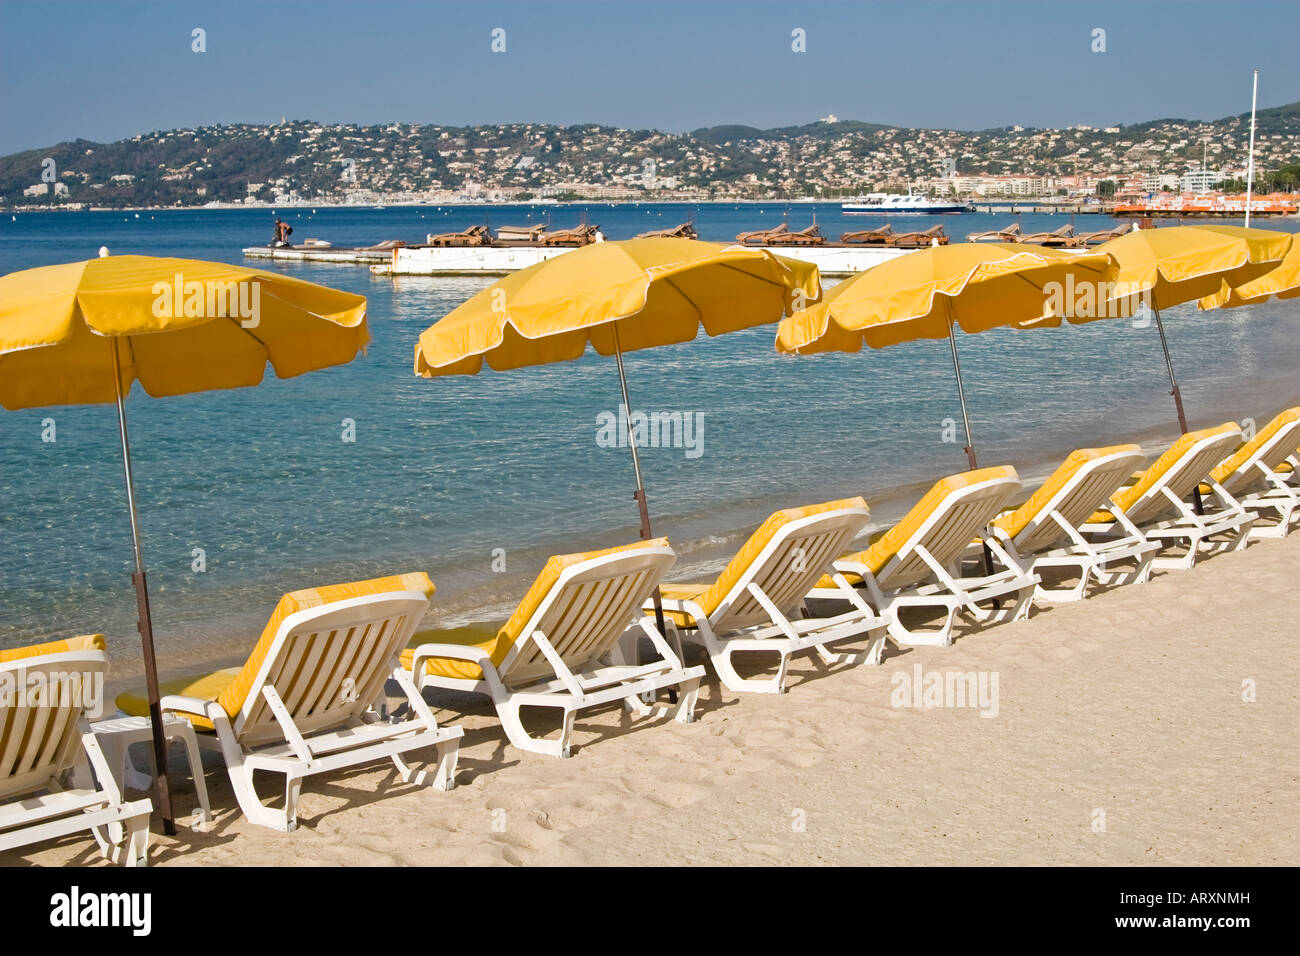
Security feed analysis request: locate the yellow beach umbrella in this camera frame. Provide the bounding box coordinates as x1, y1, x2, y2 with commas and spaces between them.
1027, 225, 1292, 433
1199, 234, 1300, 309
777, 243, 1113, 468
0, 253, 368, 831
415, 237, 818, 629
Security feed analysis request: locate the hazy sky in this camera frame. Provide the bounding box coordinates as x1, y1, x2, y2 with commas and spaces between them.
2, 0, 1296, 155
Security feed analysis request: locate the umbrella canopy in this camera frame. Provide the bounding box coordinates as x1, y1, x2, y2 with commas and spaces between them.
415, 237, 819, 376
1018, 225, 1292, 437
776, 243, 1113, 355
414, 237, 819, 639
774, 242, 1109, 578
0, 255, 368, 409
1199, 235, 1300, 309
1, 254, 368, 833
1025, 224, 1292, 325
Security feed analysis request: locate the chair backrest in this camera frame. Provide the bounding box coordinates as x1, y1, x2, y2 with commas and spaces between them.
1211, 409, 1300, 494
873, 468, 1022, 591
0, 649, 107, 800
500, 545, 676, 687
996, 446, 1146, 553
1116, 424, 1243, 525
708, 504, 871, 632
234, 592, 430, 747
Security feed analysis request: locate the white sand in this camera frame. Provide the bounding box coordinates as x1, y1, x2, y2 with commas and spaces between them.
6, 533, 1297, 867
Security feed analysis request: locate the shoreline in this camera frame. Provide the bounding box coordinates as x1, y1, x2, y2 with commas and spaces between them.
94, 392, 1300, 703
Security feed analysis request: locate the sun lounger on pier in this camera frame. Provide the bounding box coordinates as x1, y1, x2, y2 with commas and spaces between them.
1017, 224, 1083, 248
426, 225, 490, 247
496, 224, 548, 242
2, 637, 152, 866
1199, 408, 1300, 539
1078, 224, 1134, 245
967, 223, 1021, 243
1080, 424, 1255, 571
635, 222, 699, 240
976, 446, 1159, 604
840, 224, 895, 245
404, 539, 704, 756
116, 574, 463, 831
809, 468, 1039, 647
541, 224, 601, 245
762, 224, 825, 245
891, 225, 950, 247
736, 223, 790, 244
651, 499, 887, 694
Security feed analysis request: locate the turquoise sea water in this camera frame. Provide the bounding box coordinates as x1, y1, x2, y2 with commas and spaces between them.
2, 204, 1298, 665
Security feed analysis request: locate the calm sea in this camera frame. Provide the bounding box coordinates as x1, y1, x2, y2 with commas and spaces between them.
2, 204, 1298, 667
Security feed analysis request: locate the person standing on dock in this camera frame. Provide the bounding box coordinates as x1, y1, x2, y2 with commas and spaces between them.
272, 218, 293, 246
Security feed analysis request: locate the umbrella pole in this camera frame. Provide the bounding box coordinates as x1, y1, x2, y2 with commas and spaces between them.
1152, 308, 1190, 434
611, 326, 668, 639
111, 345, 176, 836
947, 320, 999, 588
1151, 308, 1204, 514
946, 320, 979, 469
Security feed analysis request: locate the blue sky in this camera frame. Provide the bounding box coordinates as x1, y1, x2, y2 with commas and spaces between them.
1, 0, 1296, 154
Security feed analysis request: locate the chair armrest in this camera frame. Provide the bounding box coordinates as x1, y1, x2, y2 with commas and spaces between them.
408, 642, 494, 678
160, 694, 220, 721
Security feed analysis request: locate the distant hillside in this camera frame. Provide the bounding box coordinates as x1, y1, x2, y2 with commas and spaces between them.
4, 103, 1297, 208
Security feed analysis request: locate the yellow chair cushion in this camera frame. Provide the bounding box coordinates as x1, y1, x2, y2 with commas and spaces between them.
115, 571, 435, 730
1209, 407, 1300, 484
1089, 423, 1239, 523
829, 468, 1016, 582
399, 623, 509, 682
0, 634, 106, 664
992, 445, 1140, 539
404, 538, 670, 681
657, 583, 711, 629
116, 669, 243, 731
660, 498, 868, 628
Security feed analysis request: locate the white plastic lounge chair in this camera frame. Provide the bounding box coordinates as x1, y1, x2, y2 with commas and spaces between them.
650, 498, 887, 694
405, 539, 705, 757
1, 637, 152, 866
1080, 423, 1256, 571
979, 445, 1160, 603
811, 468, 1039, 647
117, 574, 463, 832
1201, 408, 1300, 539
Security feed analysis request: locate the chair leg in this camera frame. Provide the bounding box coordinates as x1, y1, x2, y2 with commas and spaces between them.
178, 732, 212, 827
496, 700, 576, 757
389, 732, 459, 789
1152, 535, 1200, 571
884, 603, 957, 647
282, 774, 303, 832
622, 692, 653, 718
225, 760, 296, 832
430, 739, 459, 790
123, 813, 149, 867
710, 645, 789, 694
673, 677, 701, 722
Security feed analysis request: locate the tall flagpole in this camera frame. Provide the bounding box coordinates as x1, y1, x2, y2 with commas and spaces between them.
111, 341, 176, 835
1244, 70, 1259, 228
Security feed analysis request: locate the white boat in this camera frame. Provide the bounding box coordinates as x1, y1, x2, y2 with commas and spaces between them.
843, 190, 969, 215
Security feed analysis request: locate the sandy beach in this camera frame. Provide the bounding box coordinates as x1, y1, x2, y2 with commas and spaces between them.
6, 527, 1296, 868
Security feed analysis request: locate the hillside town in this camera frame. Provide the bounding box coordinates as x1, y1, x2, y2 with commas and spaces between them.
3, 102, 1298, 210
